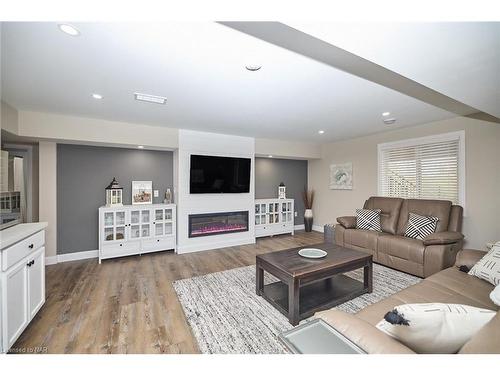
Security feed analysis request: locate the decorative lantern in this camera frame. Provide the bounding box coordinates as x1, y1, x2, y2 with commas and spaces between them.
105, 177, 123, 207
278, 182, 286, 199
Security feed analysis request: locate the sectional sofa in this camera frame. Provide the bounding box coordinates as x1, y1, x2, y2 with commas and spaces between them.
315, 249, 500, 353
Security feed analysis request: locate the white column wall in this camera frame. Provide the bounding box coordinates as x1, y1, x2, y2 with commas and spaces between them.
39, 141, 57, 258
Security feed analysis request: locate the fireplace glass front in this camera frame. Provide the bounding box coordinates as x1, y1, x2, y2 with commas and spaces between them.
188, 211, 249, 238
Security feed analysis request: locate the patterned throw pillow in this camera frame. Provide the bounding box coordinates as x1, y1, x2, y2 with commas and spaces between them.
468, 242, 500, 286
376, 303, 496, 353
356, 208, 382, 232
404, 212, 439, 240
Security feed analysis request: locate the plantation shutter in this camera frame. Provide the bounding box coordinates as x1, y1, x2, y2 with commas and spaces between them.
378, 133, 463, 205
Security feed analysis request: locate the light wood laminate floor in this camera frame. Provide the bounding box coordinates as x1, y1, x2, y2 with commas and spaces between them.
12, 231, 324, 354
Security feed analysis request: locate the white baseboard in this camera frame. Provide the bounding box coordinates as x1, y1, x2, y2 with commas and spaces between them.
45, 250, 98, 265
312, 225, 324, 233
294, 224, 305, 230
45, 256, 58, 265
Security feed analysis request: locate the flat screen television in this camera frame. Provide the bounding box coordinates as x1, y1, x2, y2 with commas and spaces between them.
190, 154, 251, 194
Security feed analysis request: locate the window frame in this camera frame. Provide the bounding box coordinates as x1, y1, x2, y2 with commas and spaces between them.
377, 130, 466, 212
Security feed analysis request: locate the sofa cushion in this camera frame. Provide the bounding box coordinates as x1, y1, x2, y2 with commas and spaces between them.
455, 249, 487, 269
343, 229, 388, 257
428, 267, 498, 310
363, 197, 404, 235
397, 199, 452, 235
378, 235, 425, 264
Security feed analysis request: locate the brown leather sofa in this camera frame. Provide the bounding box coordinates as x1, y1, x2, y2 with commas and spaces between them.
335, 197, 464, 277
315, 249, 500, 353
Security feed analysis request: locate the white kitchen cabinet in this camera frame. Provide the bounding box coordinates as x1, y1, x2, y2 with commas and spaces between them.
98, 204, 176, 262
3, 260, 28, 350
1, 223, 47, 353
254, 198, 294, 238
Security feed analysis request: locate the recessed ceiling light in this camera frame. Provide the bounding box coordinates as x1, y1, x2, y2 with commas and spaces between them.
382, 112, 391, 116
268, 155, 273, 158
134, 93, 167, 105
246, 65, 262, 71
138, 145, 144, 149
318, 130, 325, 134
92, 93, 103, 100
58, 24, 80, 36
383, 118, 397, 125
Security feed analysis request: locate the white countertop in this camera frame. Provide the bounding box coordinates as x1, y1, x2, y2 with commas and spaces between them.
0, 222, 48, 250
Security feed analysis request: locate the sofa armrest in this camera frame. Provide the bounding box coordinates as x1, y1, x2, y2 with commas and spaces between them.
423, 231, 464, 246
337, 216, 356, 229
423, 242, 463, 278
454, 249, 487, 269
314, 310, 415, 354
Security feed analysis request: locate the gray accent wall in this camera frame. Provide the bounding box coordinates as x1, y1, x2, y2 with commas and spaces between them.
255, 157, 308, 225
57, 144, 174, 254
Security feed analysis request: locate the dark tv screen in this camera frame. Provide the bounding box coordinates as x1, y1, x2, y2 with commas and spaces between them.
190, 155, 251, 194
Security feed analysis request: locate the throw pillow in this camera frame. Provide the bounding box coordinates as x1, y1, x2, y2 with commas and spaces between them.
404, 212, 439, 240
491, 284, 500, 306
376, 303, 496, 354
355, 208, 382, 232
468, 241, 500, 286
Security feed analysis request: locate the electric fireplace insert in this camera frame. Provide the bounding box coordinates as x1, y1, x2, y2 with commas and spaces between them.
188, 211, 249, 238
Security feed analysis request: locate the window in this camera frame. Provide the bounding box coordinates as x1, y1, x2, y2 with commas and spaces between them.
378, 131, 465, 207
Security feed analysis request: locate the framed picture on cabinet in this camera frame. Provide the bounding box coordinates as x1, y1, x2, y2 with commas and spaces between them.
132, 181, 153, 204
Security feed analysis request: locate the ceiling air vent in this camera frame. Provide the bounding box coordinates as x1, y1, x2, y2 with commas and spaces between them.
134, 93, 167, 105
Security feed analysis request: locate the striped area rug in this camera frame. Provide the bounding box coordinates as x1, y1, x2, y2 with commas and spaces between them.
173, 264, 421, 354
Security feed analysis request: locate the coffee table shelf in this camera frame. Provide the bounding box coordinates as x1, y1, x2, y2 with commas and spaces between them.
262, 275, 364, 318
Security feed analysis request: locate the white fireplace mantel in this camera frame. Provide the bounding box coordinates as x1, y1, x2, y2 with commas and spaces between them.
174, 130, 256, 253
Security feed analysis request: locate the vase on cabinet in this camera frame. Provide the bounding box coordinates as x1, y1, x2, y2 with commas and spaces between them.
304, 209, 313, 232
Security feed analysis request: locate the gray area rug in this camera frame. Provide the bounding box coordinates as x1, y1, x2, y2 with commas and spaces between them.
173, 264, 421, 354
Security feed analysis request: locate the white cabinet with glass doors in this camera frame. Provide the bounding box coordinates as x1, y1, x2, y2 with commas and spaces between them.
254, 198, 294, 238
98, 204, 176, 262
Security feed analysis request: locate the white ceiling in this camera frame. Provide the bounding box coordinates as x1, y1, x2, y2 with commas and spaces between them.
289, 22, 500, 118
1, 22, 497, 143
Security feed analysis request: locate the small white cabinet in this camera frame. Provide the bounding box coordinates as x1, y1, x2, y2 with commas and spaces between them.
1, 224, 47, 353
255, 198, 294, 238
98, 204, 176, 262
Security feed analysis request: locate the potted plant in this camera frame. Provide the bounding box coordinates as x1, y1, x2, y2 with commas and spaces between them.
302, 188, 314, 232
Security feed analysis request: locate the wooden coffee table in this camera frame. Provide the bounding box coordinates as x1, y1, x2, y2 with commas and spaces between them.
256, 243, 373, 326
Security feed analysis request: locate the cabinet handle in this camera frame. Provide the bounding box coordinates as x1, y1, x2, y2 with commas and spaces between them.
29, 244, 34, 249
27, 260, 34, 267
157, 239, 160, 242
27, 262, 31, 267
120, 244, 123, 247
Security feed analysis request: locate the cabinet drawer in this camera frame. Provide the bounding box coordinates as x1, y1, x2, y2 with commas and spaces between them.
2, 231, 45, 271
101, 241, 140, 260
142, 237, 175, 253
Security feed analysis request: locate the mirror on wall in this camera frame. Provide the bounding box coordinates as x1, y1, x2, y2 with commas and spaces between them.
0, 149, 25, 230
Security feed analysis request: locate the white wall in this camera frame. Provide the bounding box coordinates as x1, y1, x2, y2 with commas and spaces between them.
308, 117, 500, 249
1, 101, 19, 134
18, 110, 179, 150
176, 130, 256, 253
38, 141, 57, 257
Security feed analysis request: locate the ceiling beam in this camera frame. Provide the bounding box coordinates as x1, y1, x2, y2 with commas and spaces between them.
219, 22, 500, 124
